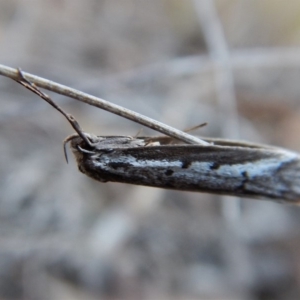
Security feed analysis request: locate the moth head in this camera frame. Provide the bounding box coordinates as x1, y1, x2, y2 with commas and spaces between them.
63, 133, 102, 163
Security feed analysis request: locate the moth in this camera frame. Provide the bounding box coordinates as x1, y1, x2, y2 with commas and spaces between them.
64, 133, 300, 203
15, 70, 300, 203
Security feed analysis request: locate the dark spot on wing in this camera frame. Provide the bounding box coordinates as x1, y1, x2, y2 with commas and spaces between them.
242, 171, 248, 178
236, 171, 250, 192
210, 162, 220, 170
181, 160, 191, 169
165, 169, 174, 176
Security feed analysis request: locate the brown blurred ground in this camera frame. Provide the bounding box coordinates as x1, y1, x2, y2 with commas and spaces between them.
1, 1, 300, 299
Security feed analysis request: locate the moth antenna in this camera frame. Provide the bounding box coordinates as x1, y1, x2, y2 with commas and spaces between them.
184, 122, 207, 133
133, 128, 143, 138
63, 134, 79, 163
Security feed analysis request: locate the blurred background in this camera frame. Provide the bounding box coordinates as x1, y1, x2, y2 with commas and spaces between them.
1, 0, 300, 299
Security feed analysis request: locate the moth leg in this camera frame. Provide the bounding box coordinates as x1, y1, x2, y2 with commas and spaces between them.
77, 145, 96, 154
